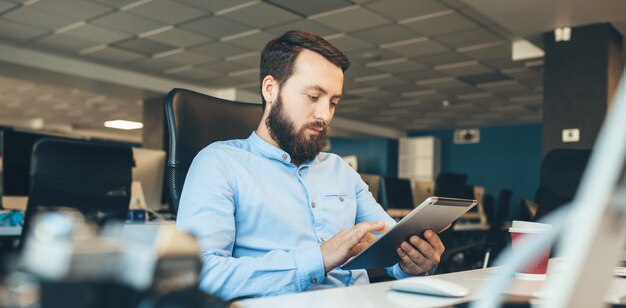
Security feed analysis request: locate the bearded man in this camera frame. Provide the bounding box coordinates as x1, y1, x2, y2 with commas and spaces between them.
176, 30, 445, 301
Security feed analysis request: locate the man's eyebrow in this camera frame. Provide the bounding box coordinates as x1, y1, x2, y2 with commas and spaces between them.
304, 85, 342, 99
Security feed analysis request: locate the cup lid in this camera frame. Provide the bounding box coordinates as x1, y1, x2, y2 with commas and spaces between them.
509, 220, 552, 233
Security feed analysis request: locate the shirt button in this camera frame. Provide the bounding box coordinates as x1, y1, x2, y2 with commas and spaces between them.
311, 277, 318, 284
339, 196, 345, 202
320, 237, 326, 242
311, 202, 316, 208
281, 154, 288, 160
298, 172, 302, 176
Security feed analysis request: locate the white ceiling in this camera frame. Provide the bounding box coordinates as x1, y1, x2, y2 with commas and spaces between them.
0, 0, 624, 142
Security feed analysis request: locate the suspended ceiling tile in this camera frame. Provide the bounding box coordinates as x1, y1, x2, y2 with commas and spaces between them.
395, 69, 448, 82
459, 42, 511, 61
344, 65, 384, 81
156, 50, 215, 65
62, 24, 129, 44
91, 11, 167, 35
459, 72, 511, 86
127, 57, 181, 73
357, 75, 409, 87
225, 31, 278, 50
325, 34, 373, 52
0, 19, 47, 42
174, 0, 257, 13
266, 0, 353, 17
364, 0, 448, 21
402, 11, 479, 37
127, 0, 207, 24
205, 76, 246, 87
189, 41, 253, 59
384, 38, 449, 57
435, 29, 503, 49
0, 0, 17, 13
366, 58, 427, 73
351, 24, 420, 45
31, 34, 97, 54
145, 28, 213, 48
415, 51, 473, 67
346, 48, 403, 65
2, 6, 78, 31
164, 67, 221, 82
220, 2, 299, 28
88, 0, 138, 8
198, 61, 250, 74
30, 0, 113, 20
114, 38, 177, 56
266, 19, 338, 36
311, 6, 391, 32
83, 46, 147, 64
226, 52, 260, 67
435, 62, 494, 77
180, 15, 252, 38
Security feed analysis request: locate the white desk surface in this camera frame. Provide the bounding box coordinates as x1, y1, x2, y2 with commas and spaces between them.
233, 259, 626, 308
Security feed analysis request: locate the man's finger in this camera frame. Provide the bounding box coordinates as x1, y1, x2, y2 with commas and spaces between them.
408, 235, 438, 262
361, 232, 378, 244
397, 247, 420, 272
423, 230, 445, 255
401, 241, 429, 268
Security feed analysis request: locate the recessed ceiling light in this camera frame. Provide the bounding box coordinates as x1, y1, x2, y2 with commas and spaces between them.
442, 100, 450, 107
104, 120, 143, 130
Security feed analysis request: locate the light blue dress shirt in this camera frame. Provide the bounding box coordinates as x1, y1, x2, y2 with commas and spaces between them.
177, 132, 414, 300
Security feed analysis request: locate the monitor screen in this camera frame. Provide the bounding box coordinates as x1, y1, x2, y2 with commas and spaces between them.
383, 177, 414, 209
131, 147, 166, 211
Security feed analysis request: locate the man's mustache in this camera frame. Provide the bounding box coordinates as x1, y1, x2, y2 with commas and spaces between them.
306, 121, 328, 132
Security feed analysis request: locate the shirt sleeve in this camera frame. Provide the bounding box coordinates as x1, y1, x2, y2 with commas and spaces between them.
176, 146, 325, 300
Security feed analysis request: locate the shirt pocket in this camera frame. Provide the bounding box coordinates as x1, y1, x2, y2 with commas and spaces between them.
320, 193, 356, 231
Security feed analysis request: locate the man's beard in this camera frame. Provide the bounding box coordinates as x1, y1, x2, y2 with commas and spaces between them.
266, 93, 328, 165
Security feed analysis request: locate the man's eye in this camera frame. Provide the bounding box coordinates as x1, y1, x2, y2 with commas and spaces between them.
308, 95, 319, 101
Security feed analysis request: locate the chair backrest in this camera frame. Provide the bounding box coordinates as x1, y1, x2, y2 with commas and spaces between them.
23, 139, 133, 247
165, 88, 263, 212
359, 173, 382, 203
534, 148, 591, 219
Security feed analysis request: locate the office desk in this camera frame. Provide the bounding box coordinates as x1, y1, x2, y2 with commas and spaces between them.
233, 259, 626, 308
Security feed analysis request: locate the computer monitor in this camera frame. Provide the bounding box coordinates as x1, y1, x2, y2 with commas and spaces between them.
131, 147, 166, 211
383, 177, 414, 210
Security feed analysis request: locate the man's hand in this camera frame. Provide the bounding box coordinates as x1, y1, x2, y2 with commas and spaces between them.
396, 230, 445, 275
320, 221, 388, 272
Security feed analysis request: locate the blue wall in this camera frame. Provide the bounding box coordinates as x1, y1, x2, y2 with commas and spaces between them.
410, 124, 543, 210
328, 137, 398, 177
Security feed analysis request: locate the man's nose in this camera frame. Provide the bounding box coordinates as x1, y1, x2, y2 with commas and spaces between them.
314, 100, 332, 122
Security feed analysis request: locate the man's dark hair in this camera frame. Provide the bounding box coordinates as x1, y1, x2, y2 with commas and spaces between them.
259, 30, 351, 109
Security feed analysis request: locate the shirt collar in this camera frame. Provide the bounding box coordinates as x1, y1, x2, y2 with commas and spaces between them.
248, 131, 318, 167
248, 131, 292, 165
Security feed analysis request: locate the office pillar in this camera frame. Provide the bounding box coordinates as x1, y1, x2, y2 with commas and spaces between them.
542, 23, 623, 156
142, 95, 167, 150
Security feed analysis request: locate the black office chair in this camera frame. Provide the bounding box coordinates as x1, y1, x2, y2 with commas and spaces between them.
164, 88, 263, 213
533, 149, 591, 220
22, 139, 133, 247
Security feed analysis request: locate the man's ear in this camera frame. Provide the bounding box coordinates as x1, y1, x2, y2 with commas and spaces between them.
261, 75, 278, 108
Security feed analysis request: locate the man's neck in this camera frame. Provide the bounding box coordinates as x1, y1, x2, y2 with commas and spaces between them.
256, 121, 280, 148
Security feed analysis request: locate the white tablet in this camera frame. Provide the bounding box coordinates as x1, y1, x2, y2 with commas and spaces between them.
340, 196, 477, 270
